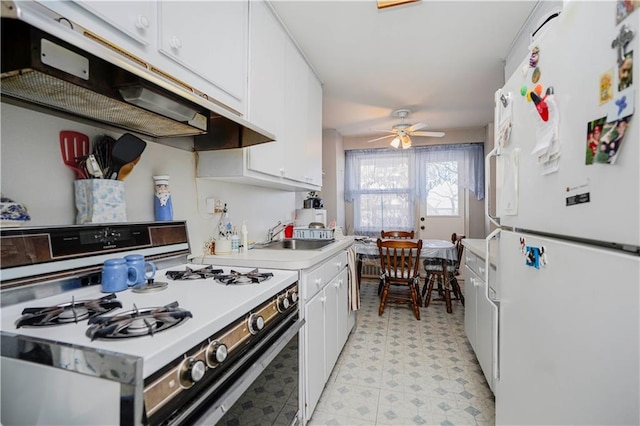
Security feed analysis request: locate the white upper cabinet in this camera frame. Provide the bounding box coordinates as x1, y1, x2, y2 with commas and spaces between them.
246, 1, 286, 178
158, 1, 248, 113
73, 1, 155, 46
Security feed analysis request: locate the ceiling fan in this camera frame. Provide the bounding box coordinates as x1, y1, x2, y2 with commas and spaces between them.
367, 109, 445, 149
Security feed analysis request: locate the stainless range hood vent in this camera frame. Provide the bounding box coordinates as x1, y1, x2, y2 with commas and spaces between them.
2, 69, 204, 138
1, 3, 274, 149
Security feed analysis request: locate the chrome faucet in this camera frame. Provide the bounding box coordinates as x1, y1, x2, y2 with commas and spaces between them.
267, 221, 286, 242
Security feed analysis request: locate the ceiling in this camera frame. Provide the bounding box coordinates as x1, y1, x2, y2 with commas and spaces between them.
271, 0, 538, 139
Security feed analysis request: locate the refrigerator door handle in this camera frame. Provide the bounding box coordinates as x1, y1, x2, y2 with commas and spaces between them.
485, 146, 501, 227
486, 229, 500, 381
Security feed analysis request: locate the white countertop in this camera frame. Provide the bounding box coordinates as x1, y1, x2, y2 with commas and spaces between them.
191, 236, 355, 270
462, 238, 498, 266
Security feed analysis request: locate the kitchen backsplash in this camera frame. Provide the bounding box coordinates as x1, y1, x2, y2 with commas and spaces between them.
0, 103, 298, 255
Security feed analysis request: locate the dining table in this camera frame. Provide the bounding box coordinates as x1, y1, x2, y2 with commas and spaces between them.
354, 237, 458, 311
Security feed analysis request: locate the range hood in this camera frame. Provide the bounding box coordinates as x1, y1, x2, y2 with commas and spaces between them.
0, 1, 274, 150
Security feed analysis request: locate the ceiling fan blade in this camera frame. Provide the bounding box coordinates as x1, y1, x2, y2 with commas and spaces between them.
367, 134, 395, 143
411, 131, 445, 137
406, 122, 428, 132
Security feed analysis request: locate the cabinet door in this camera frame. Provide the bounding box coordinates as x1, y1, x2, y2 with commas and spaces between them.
464, 265, 479, 351
73, 1, 155, 46
158, 1, 247, 104
476, 279, 494, 391
335, 268, 350, 352
324, 277, 339, 375
282, 39, 309, 183
305, 72, 323, 186
304, 290, 326, 420
246, 1, 285, 177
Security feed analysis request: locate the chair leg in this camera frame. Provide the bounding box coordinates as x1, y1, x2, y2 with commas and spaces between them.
424, 275, 435, 308
377, 278, 384, 296
409, 282, 420, 320
451, 277, 465, 306
444, 282, 452, 314
378, 281, 389, 316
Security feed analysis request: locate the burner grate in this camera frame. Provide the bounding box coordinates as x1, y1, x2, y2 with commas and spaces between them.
15, 294, 122, 327
215, 269, 274, 285
86, 301, 192, 340
165, 266, 224, 280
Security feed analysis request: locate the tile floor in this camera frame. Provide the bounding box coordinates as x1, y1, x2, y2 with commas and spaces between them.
308, 278, 495, 426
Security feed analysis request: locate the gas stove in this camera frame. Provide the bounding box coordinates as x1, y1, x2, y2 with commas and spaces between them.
1, 222, 301, 425
1, 263, 298, 376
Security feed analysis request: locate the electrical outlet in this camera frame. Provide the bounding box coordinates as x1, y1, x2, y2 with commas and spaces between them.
205, 198, 216, 214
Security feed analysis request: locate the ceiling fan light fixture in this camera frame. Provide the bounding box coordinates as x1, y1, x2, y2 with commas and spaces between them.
390, 136, 401, 148
401, 134, 412, 149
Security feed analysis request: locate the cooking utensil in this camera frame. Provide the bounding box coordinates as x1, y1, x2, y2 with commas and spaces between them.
60, 131, 90, 179
92, 135, 116, 177
117, 156, 141, 181
86, 154, 104, 178
109, 133, 147, 179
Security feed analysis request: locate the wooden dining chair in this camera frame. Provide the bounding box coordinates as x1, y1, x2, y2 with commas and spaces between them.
381, 230, 415, 239
377, 238, 423, 320
422, 233, 465, 313
377, 230, 415, 294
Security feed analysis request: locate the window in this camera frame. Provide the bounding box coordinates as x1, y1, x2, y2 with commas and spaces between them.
345, 144, 483, 236
425, 160, 459, 216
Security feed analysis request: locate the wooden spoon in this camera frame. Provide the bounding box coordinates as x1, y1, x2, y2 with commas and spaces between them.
117, 156, 141, 181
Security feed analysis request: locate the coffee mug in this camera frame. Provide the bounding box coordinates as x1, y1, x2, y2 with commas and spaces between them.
124, 254, 156, 286
101, 258, 138, 293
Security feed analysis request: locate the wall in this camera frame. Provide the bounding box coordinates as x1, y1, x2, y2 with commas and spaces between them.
0, 103, 297, 255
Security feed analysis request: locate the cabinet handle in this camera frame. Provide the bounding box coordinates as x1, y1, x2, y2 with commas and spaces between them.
135, 15, 150, 30
315, 278, 322, 287
479, 266, 485, 274
320, 296, 326, 303
280, 168, 286, 176
335, 262, 342, 269
334, 279, 343, 288
170, 36, 183, 50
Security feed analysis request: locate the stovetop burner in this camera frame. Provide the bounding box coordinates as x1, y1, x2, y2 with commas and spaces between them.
215, 269, 274, 285
165, 266, 224, 280
86, 301, 192, 340
15, 294, 122, 328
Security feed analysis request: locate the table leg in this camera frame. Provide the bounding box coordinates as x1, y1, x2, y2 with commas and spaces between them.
442, 259, 452, 314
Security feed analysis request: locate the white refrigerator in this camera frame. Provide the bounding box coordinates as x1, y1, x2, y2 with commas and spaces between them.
487, 2, 640, 424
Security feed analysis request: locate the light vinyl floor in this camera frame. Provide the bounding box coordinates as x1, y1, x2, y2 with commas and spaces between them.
308, 279, 495, 426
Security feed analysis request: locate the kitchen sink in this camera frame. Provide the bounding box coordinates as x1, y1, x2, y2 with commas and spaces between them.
254, 239, 335, 250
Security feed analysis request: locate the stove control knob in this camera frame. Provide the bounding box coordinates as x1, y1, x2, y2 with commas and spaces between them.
248, 313, 264, 335
179, 357, 206, 388
289, 291, 298, 304
277, 295, 290, 312
206, 341, 228, 367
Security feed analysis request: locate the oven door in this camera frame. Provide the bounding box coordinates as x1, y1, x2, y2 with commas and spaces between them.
171, 313, 303, 426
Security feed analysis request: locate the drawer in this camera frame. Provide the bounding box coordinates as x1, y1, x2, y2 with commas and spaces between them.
302, 251, 348, 301
464, 250, 487, 278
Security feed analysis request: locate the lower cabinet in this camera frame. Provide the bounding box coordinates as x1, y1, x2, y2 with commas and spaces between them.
464, 249, 495, 392
301, 251, 354, 421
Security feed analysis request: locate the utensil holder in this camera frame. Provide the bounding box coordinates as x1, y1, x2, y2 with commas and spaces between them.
74, 180, 127, 224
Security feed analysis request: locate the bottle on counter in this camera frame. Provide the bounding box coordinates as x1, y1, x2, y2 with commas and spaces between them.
241, 221, 248, 253
231, 228, 240, 253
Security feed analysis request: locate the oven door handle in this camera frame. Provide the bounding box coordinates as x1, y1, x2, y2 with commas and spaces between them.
172, 313, 304, 425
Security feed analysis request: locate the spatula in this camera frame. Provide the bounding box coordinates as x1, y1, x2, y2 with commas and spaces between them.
109, 133, 147, 179
60, 131, 90, 179
117, 156, 141, 181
